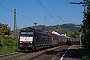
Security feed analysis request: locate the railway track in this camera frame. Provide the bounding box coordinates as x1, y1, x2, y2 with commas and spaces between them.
13, 45, 65, 60
29, 45, 71, 60
0, 45, 67, 60
0, 52, 29, 60
0, 45, 80, 60
29, 45, 81, 60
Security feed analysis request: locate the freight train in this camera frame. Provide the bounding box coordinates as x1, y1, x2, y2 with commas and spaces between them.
18, 27, 80, 51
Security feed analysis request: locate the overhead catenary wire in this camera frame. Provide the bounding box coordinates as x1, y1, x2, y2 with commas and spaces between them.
9, 0, 40, 18
46, 0, 65, 23
44, 16, 51, 24
46, 0, 59, 17
9, 0, 52, 25
0, 4, 35, 22
37, 0, 58, 24
10, 0, 67, 25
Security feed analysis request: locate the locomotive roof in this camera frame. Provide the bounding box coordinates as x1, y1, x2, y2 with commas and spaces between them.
22, 27, 43, 31
21, 27, 49, 35
35, 30, 49, 35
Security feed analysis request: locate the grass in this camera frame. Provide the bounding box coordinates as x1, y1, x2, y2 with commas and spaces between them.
0, 45, 18, 55
0, 36, 19, 56
78, 45, 90, 60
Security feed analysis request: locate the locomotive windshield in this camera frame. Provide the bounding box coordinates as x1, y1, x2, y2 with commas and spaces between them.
21, 32, 27, 34
27, 32, 33, 35
21, 32, 33, 34
19, 31, 34, 42
20, 31, 33, 37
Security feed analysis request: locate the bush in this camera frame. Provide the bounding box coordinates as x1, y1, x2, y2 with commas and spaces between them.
4, 38, 18, 47
0, 37, 18, 55
0, 36, 4, 47
79, 46, 90, 60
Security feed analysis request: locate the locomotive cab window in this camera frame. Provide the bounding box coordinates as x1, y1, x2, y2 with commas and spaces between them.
27, 32, 33, 35
21, 32, 27, 34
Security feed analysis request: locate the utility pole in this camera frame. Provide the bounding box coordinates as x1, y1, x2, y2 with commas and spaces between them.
68, 0, 87, 47
14, 8, 17, 38
68, 0, 87, 17
68, 0, 87, 13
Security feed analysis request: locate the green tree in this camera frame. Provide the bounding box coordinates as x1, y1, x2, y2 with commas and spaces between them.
0, 23, 10, 35
54, 24, 62, 30
82, 0, 90, 49
69, 32, 74, 37
0, 32, 3, 47
69, 31, 80, 38
74, 31, 80, 38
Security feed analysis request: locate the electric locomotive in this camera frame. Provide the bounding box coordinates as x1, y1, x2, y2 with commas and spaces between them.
18, 27, 49, 51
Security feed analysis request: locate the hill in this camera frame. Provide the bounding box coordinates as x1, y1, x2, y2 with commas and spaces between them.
11, 23, 80, 34
32, 23, 80, 33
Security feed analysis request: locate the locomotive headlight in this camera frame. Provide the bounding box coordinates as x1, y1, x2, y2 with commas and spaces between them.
30, 42, 32, 43
20, 41, 22, 43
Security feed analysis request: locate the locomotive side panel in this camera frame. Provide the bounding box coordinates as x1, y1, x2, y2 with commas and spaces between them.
36, 32, 49, 49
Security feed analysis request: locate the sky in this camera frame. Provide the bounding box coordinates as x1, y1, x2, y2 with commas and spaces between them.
0, 0, 84, 30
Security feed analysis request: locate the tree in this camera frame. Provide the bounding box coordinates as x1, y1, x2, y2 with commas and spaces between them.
69, 31, 80, 38
0, 23, 10, 35
54, 24, 62, 30
82, 0, 90, 49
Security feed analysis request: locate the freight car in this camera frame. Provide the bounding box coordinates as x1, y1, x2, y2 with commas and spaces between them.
48, 30, 80, 46
68, 37, 80, 45
66, 36, 80, 45
18, 27, 49, 51
48, 31, 67, 46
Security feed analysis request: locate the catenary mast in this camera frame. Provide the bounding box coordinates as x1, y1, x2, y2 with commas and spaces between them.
14, 8, 17, 38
